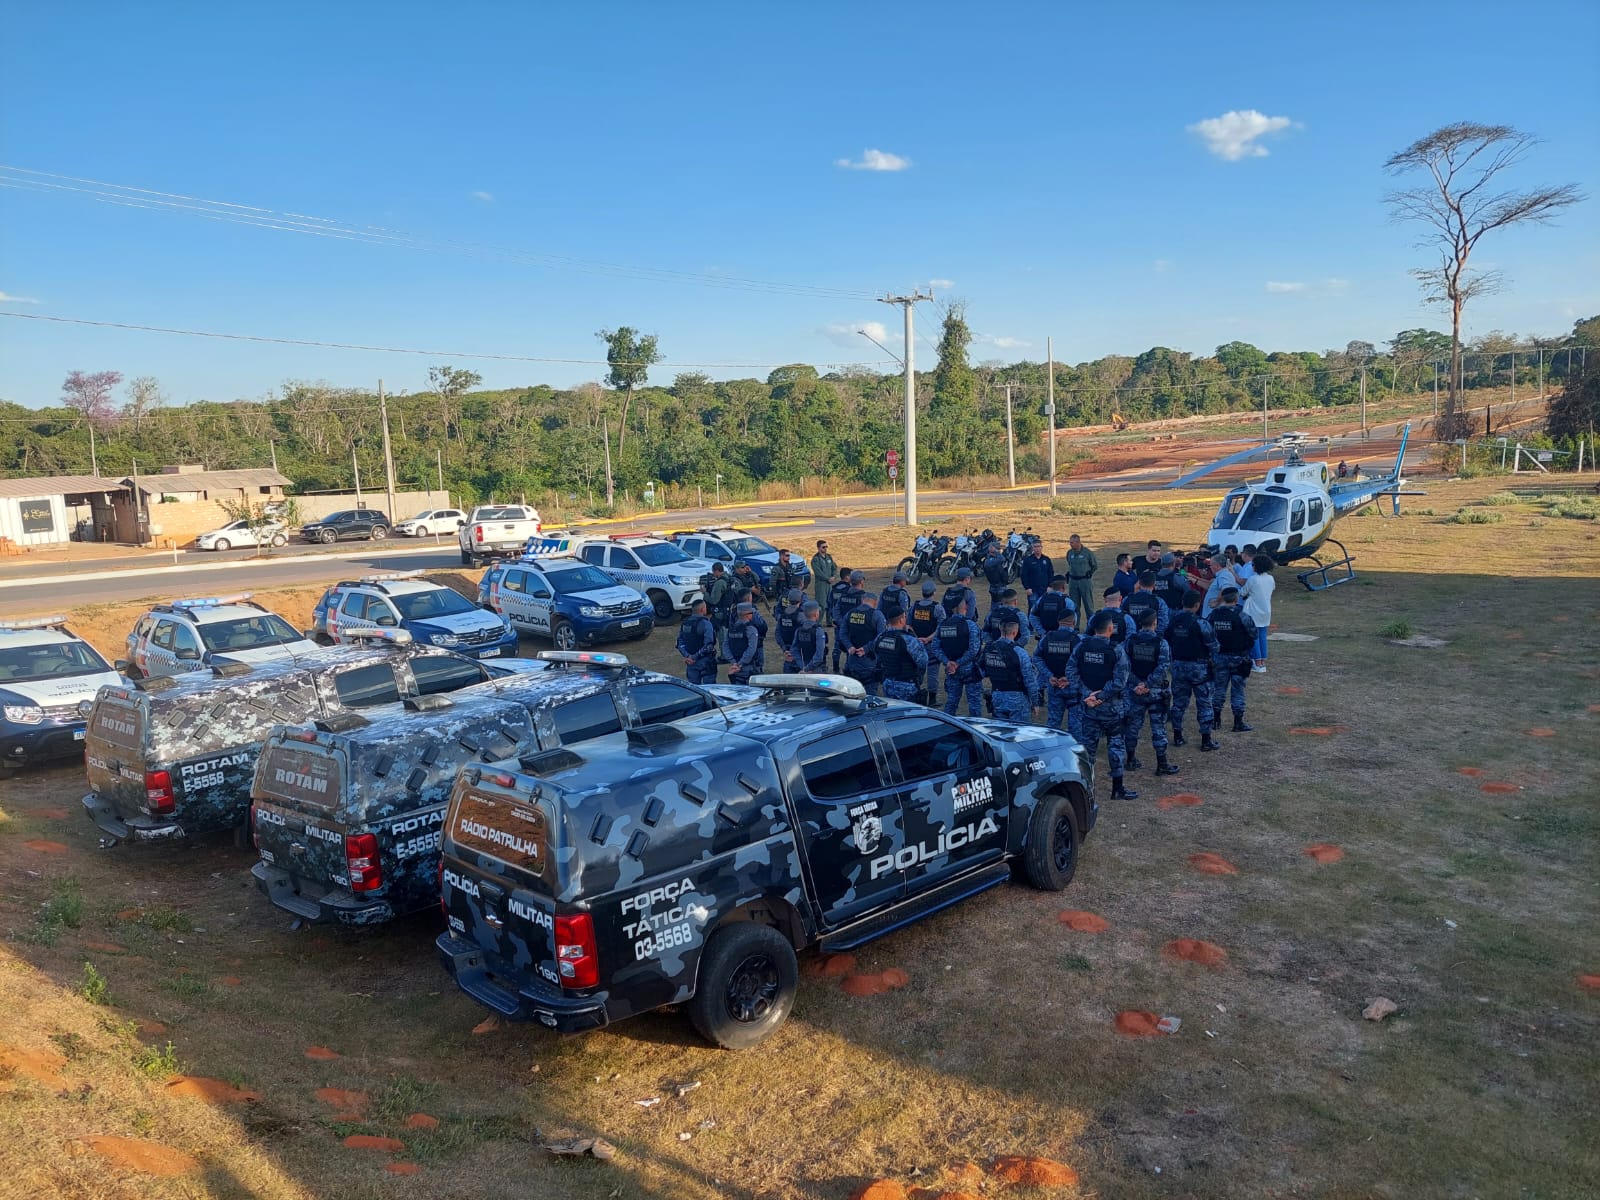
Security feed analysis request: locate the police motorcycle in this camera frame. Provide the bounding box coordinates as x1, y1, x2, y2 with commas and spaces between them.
936, 529, 978, 583
1000, 527, 1034, 582
897, 530, 950, 584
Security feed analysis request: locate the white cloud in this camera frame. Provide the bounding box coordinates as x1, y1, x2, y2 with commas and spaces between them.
1322, 277, 1351, 294
1265, 281, 1308, 294
470, 190, 494, 202
821, 320, 893, 348
836, 148, 912, 172
927, 278, 955, 290
1188, 110, 1295, 161
985, 335, 1031, 350
1266, 279, 1351, 296
0, 290, 40, 304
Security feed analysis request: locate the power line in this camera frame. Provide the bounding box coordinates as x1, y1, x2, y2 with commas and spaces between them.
0, 311, 897, 372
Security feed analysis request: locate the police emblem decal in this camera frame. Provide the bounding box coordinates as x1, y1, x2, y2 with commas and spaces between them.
848, 802, 882, 855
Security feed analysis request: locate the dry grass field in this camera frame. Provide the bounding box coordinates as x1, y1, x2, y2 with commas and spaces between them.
1, 476, 1597, 1200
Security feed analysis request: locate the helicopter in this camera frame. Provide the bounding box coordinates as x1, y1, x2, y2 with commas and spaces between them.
1164, 424, 1423, 591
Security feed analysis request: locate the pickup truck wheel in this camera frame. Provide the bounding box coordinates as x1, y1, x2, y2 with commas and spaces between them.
1023, 791, 1079, 891
648, 590, 675, 620
552, 619, 577, 651
688, 923, 797, 1049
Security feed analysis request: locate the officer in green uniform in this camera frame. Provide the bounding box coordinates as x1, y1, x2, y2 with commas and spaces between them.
1064, 533, 1099, 630
809, 538, 837, 613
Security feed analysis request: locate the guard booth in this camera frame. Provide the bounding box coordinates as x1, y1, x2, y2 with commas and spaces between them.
0, 476, 128, 547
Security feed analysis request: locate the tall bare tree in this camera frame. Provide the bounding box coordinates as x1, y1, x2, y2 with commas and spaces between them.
1384, 123, 1582, 440
427, 365, 482, 463
596, 327, 661, 454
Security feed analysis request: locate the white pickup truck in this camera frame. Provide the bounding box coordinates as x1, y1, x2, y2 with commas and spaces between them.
458, 504, 542, 565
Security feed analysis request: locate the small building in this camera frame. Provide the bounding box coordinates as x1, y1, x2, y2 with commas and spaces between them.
0, 474, 127, 547
116, 468, 291, 543
0, 468, 292, 547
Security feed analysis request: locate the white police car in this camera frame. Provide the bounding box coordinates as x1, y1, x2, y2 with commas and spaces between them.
0, 615, 124, 777
479, 545, 653, 651
312, 572, 519, 659
670, 526, 808, 590
566, 532, 711, 619
124, 594, 319, 679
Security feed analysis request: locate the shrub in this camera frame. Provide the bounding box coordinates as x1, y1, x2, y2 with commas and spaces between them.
1379, 619, 1413, 639
132, 1041, 181, 1078
80, 962, 111, 1006
1446, 509, 1503, 525
1546, 498, 1598, 521
1479, 492, 1521, 506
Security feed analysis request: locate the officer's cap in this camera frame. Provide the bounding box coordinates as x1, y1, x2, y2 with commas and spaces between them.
892, 571, 907, 582
786, 588, 802, 602
882, 602, 904, 621
920, 580, 936, 596
1161, 552, 1178, 566
801, 599, 820, 613
850, 570, 865, 582
956, 567, 973, 579
735, 602, 756, 615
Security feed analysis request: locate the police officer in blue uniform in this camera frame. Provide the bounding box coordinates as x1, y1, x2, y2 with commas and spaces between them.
1209, 586, 1258, 733
1019, 539, 1054, 604
788, 599, 828, 673
1032, 618, 1082, 739
829, 570, 857, 670
935, 594, 984, 717
981, 615, 1037, 724
773, 587, 802, 667
1122, 572, 1171, 636
982, 544, 1011, 613
726, 602, 765, 685
907, 581, 945, 704
828, 568, 855, 630
676, 597, 718, 684
840, 590, 886, 696
1029, 575, 1076, 643
879, 571, 911, 616
943, 567, 978, 631
876, 603, 929, 702
984, 586, 1025, 649
1165, 589, 1219, 752
1069, 611, 1138, 800
1122, 608, 1180, 775
1088, 586, 1135, 649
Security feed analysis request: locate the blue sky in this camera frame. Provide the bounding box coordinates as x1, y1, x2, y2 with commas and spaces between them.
2, 1, 1597, 408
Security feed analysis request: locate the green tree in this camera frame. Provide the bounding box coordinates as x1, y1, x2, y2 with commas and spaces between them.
596, 327, 661, 454
427, 365, 482, 462
926, 305, 986, 474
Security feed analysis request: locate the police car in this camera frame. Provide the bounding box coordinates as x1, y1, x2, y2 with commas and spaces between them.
124, 595, 319, 679
249, 651, 757, 927
670, 527, 809, 590
435, 673, 1092, 1048
479, 545, 653, 651
566, 533, 711, 619
312, 572, 518, 659
0, 616, 123, 777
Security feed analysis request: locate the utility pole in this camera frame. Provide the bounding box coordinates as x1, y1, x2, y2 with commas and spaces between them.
435, 448, 444, 504
1262, 375, 1269, 442
1509, 351, 1516, 407
269, 440, 278, 473
1046, 338, 1057, 496
88, 422, 99, 478
603, 414, 615, 508
880, 292, 933, 525
1002, 384, 1016, 487
1433, 362, 1439, 418
351, 444, 363, 503
1360, 362, 1367, 434
378, 379, 397, 521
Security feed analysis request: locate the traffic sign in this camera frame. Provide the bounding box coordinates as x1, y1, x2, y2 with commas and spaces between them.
886, 449, 899, 466
888, 465, 898, 479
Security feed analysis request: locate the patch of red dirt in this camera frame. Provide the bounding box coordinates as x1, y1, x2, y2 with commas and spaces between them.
386, 1162, 422, 1175
1576, 974, 1600, 991
343, 1134, 405, 1152
305, 1046, 340, 1061
0, 1042, 66, 1085
1587, 704, 1600, 713
942, 1163, 986, 1188
1288, 727, 1335, 737
812, 953, 858, 977
1525, 727, 1556, 737
1114, 1010, 1164, 1037
881, 967, 910, 988
1503, 631, 1524, 641
135, 1020, 167, 1037
38, 808, 69, 820
82, 1136, 198, 1177
1164, 939, 1228, 967
115, 908, 143, 921
1156, 793, 1203, 810
1057, 910, 1110, 932
22, 839, 67, 854
218, 975, 242, 987
403, 1113, 439, 1130
1480, 782, 1521, 794
850, 1182, 909, 1200
314, 1087, 370, 1118
82, 941, 127, 954
989, 1155, 1080, 1187
1303, 844, 1345, 864
1455, 767, 1485, 777
841, 973, 891, 996
1188, 852, 1239, 875
164, 1076, 261, 1104
470, 1015, 500, 1034
1274, 686, 1303, 696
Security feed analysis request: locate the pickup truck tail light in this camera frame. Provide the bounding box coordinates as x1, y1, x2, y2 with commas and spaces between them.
345, 832, 383, 894
474, 525, 485, 544
144, 768, 175, 816
555, 912, 598, 989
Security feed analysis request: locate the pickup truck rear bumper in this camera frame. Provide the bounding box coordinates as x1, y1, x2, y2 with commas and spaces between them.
435, 931, 609, 1031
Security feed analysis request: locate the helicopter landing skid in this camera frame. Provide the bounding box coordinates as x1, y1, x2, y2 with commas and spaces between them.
1296, 539, 1356, 592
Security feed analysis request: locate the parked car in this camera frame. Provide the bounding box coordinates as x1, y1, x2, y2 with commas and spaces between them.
249, 652, 756, 926
394, 508, 466, 537
0, 615, 123, 778
195, 519, 288, 552
123, 595, 318, 679
434, 672, 1093, 1047
312, 572, 518, 659
459, 504, 541, 565
567, 533, 712, 619
670, 526, 809, 590
81, 633, 543, 845
299, 509, 391, 544
479, 553, 653, 650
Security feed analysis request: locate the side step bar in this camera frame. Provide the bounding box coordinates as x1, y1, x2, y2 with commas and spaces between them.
820, 863, 1011, 953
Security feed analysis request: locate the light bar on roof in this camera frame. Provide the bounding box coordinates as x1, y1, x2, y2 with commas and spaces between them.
0, 614, 70, 631
343, 628, 414, 645
359, 570, 426, 583
748, 673, 867, 700
519, 535, 576, 560
536, 650, 629, 668
169, 593, 253, 609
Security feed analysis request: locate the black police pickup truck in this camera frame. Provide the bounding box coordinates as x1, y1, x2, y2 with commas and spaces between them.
435, 673, 1093, 1048
249, 652, 756, 926
81, 633, 540, 845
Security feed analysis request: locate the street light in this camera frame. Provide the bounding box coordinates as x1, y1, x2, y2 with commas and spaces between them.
715, 473, 724, 505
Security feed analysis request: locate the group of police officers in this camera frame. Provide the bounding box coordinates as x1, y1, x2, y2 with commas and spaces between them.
675, 533, 1262, 803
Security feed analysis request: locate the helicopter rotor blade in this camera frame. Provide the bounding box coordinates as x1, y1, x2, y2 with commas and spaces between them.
1165, 442, 1280, 488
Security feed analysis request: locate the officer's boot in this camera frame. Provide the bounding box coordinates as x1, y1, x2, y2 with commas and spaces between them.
1232, 712, 1253, 733
1155, 752, 1180, 775
1171, 724, 1187, 747
1111, 776, 1139, 800
1200, 728, 1219, 751
1126, 750, 1143, 771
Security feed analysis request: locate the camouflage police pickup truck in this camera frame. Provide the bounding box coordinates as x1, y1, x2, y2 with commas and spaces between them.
435, 673, 1093, 1048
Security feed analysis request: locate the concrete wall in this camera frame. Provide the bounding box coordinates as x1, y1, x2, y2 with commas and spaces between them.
293, 491, 453, 521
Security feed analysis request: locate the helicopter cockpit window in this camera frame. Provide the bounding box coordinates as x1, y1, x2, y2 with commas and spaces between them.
1308, 498, 1325, 525
1290, 499, 1306, 532
1239, 493, 1288, 533
1213, 494, 1248, 530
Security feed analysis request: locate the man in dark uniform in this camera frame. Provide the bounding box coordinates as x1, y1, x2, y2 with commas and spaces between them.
675, 598, 718, 685
827, 566, 855, 630
876, 604, 929, 702
726, 602, 764, 685
774, 588, 802, 670
879, 571, 912, 617
980, 615, 1037, 724
770, 549, 805, 600
731, 560, 763, 609
1122, 608, 1180, 775
840, 590, 886, 696
1030, 575, 1075, 644
943, 567, 978, 627
1112, 553, 1138, 600
1068, 612, 1138, 800
935, 594, 984, 717
982, 544, 1011, 613
1155, 552, 1193, 611
1032, 617, 1082, 739
702, 562, 733, 661
1122, 572, 1171, 636
789, 599, 828, 673
1209, 586, 1258, 733
983, 586, 1025, 650
830, 570, 862, 671
908, 581, 945, 704
810, 540, 837, 613
1064, 534, 1099, 626
1088, 586, 1135, 649
1019, 539, 1054, 604
732, 588, 768, 649
1165, 589, 1219, 752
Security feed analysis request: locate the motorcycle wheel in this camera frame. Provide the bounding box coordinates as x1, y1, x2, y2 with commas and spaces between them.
935, 555, 958, 584
897, 556, 921, 584
1006, 556, 1021, 583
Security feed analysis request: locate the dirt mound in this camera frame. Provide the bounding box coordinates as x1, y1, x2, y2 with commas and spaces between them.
1114, 1010, 1164, 1037
850, 1182, 908, 1200
386, 1162, 423, 1175
164, 1076, 261, 1104
0, 1042, 66, 1085
841, 969, 910, 996
1156, 793, 1203, 810
1525, 727, 1556, 737
1303, 844, 1345, 864
343, 1134, 406, 1152
1480, 782, 1521, 795
82, 1135, 199, 1176
304, 1045, 340, 1061
22, 839, 67, 854
1163, 939, 1228, 967
989, 1155, 1080, 1187
1057, 910, 1110, 932
1188, 852, 1239, 875
314, 1087, 369, 1118
403, 1113, 439, 1130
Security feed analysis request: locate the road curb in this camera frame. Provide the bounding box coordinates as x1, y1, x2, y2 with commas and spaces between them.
7, 543, 446, 589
